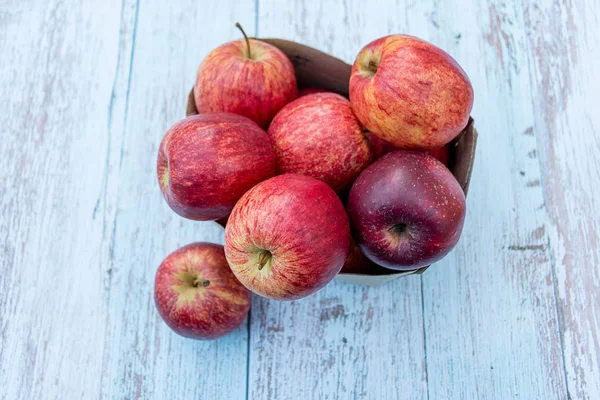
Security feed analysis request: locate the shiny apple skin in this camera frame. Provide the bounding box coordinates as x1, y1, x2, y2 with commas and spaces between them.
350, 35, 473, 150
157, 113, 276, 221
195, 39, 297, 129
347, 151, 466, 269
154, 243, 251, 340
224, 174, 351, 300
268, 93, 372, 192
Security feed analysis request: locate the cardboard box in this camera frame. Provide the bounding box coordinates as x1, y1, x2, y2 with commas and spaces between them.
186, 38, 477, 286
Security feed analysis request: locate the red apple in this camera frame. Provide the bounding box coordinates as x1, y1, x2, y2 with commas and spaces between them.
224, 174, 351, 300
350, 35, 473, 150
298, 87, 329, 97
154, 243, 251, 340
341, 237, 390, 275
427, 145, 450, 166
157, 113, 276, 221
194, 24, 297, 129
347, 151, 466, 270
367, 131, 451, 166
215, 215, 229, 228
268, 93, 372, 192
366, 132, 399, 159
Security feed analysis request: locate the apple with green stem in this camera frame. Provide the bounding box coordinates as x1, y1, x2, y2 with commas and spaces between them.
350, 35, 473, 150
154, 243, 251, 340
348, 151, 466, 269
224, 174, 351, 300
194, 23, 298, 129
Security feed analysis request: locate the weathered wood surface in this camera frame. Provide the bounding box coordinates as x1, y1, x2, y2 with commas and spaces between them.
97, 1, 257, 399
0, 0, 598, 399
413, 1, 567, 398
0, 0, 254, 399
523, 1, 600, 398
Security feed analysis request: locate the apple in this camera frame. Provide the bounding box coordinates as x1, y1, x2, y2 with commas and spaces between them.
215, 215, 229, 228
427, 145, 450, 166
341, 237, 390, 275
224, 174, 351, 300
157, 112, 276, 221
298, 87, 329, 97
154, 243, 251, 340
347, 151, 466, 270
349, 35, 473, 150
194, 24, 297, 129
366, 132, 399, 159
367, 131, 451, 165
268, 92, 372, 192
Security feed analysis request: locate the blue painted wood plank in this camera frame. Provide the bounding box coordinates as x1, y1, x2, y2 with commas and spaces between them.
96, 1, 258, 398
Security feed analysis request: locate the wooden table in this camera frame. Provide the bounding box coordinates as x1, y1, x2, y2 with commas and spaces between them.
1, 1, 598, 398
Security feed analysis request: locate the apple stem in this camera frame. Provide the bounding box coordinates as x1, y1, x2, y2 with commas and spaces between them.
235, 22, 252, 59
257, 250, 272, 271
390, 223, 408, 235
368, 60, 378, 74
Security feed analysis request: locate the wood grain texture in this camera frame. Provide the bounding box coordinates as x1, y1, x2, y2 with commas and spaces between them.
523, 1, 600, 398
0, 1, 124, 398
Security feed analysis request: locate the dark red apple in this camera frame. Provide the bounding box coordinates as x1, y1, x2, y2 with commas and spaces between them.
194, 24, 297, 129
157, 113, 276, 221
347, 151, 466, 270
224, 174, 351, 300
350, 35, 473, 150
154, 243, 251, 340
268, 93, 372, 192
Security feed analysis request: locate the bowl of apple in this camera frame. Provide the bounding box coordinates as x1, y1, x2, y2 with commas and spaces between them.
153, 24, 476, 339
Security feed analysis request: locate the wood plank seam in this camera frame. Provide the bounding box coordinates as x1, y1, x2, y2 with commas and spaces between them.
106, 0, 141, 273
98, 0, 140, 396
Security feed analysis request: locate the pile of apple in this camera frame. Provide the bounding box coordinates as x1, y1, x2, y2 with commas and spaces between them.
154, 25, 474, 340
